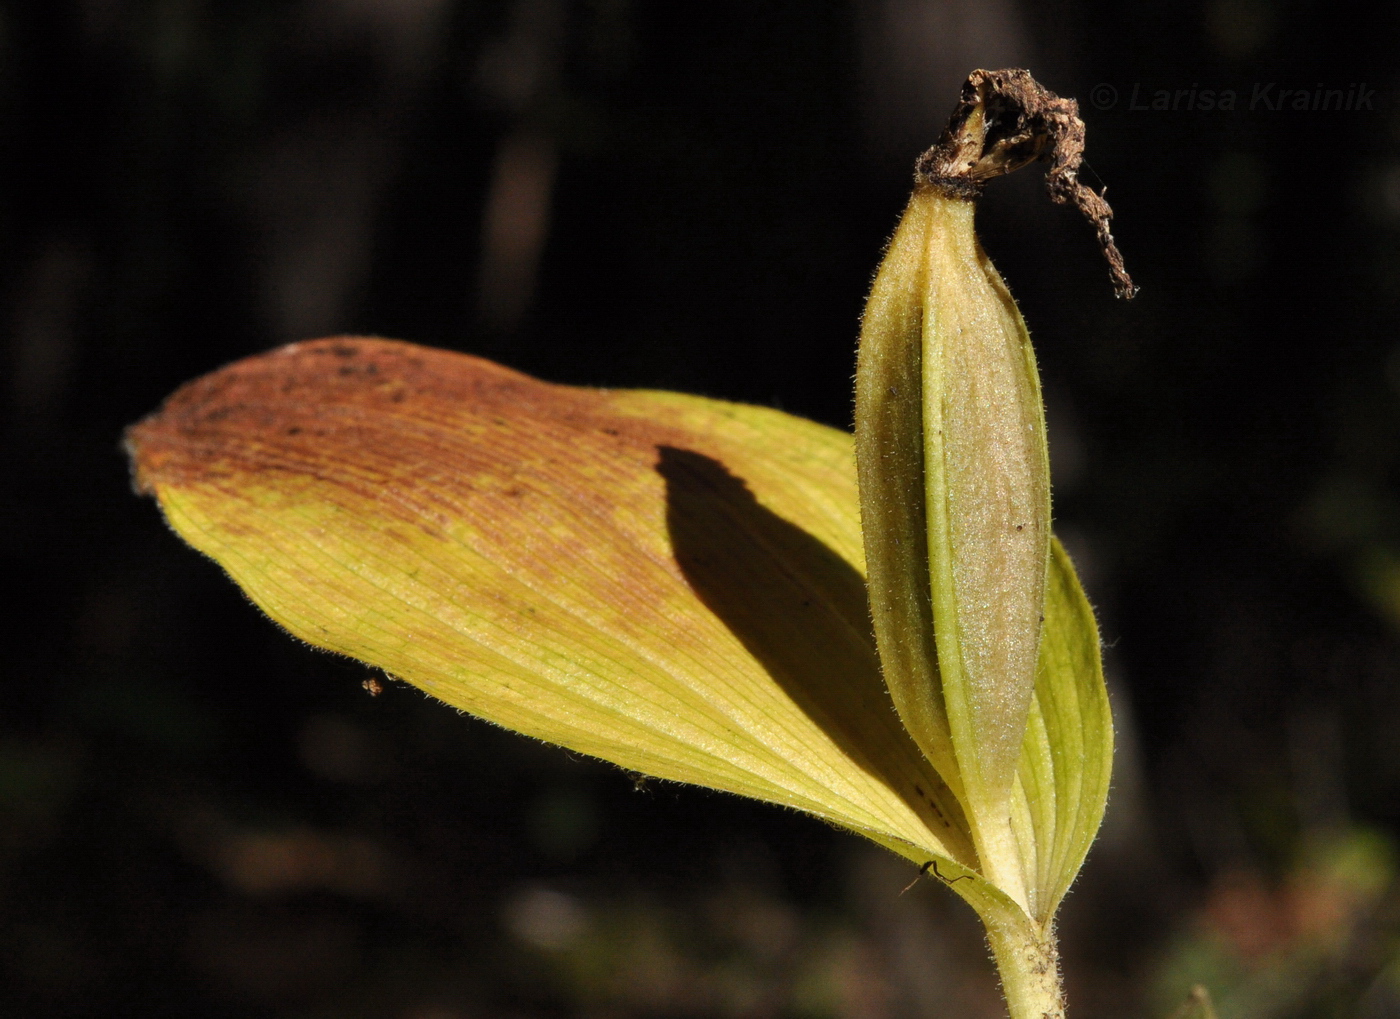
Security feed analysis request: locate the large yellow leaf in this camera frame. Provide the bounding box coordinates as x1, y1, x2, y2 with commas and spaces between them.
127, 337, 975, 869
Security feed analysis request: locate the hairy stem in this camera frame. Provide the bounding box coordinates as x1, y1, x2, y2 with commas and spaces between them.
986, 916, 1065, 1019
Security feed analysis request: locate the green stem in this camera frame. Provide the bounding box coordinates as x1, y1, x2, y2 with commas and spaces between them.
985, 916, 1064, 1019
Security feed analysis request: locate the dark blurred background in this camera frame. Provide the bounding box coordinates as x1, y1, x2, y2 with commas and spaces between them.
5, 2, 1400, 1016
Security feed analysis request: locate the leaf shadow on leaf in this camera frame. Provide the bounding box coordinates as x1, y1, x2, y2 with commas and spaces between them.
657, 446, 969, 852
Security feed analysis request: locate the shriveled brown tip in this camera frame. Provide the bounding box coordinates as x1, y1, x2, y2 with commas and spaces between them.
916, 68, 1137, 299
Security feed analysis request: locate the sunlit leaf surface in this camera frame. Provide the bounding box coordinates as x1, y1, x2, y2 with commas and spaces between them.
127, 337, 975, 868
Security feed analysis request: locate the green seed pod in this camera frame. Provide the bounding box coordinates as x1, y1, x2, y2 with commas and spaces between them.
855, 69, 1133, 909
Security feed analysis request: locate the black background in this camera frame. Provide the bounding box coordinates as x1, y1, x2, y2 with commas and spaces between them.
5, 2, 1400, 1016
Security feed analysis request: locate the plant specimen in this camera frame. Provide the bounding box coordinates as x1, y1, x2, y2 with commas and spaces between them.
127, 70, 1133, 1019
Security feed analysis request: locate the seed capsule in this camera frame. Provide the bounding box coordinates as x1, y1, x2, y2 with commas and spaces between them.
854, 69, 1132, 907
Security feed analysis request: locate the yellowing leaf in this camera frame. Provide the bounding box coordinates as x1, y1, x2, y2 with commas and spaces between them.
127, 337, 975, 869
1011, 538, 1113, 922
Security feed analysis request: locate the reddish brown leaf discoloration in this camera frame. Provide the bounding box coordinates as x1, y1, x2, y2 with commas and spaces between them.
130, 339, 713, 588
